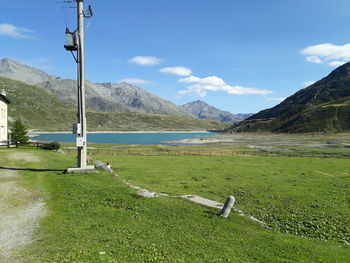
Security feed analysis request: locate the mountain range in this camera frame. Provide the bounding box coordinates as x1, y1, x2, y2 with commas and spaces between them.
181, 100, 252, 123
2, 58, 349, 133
3, 57, 350, 133
225, 62, 350, 133
0, 76, 229, 131
0, 58, 246, 122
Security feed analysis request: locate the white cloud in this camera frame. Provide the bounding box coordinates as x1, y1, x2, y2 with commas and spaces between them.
306, 56, 322, 64
179, 75, 225, 85
328, 60, 346, 67
178, 86, 207, 97
301, 43, 350, 67
119, 78, 151, 85
303, 81, 315, 87
159, 66, 192, 76
0, 23, 35, 39
128, 56, 162, 66
178, 75, 272, 98
267, 97, 286, 102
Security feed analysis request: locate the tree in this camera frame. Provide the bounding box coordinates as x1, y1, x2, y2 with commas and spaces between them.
11, 119, 29, 144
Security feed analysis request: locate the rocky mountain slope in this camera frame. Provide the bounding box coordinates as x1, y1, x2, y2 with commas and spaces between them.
37, 78, 191, 116
0, 58, 54, 85
225, 63, 350, 133
181, 100, 242, 123
0, 58, 254, 122
0, 76, 229, 131
0, 58, 192, 117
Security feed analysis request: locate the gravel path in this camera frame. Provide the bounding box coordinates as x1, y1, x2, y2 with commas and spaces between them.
6, 152, 41, 163
0, 153, 46, 263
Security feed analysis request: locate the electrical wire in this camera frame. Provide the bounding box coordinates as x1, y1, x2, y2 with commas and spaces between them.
0, 0, 67, 9
0, 1, 49, 3
0, 0, 93, 29
62, 7, 69, 28
85, 19, 92, 31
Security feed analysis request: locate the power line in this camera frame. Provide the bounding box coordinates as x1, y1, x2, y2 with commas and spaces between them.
0, 6, 59, 10
0, 1, 49, 3
0, 0, 60, 7
62, 7, 69, 28
0, 0, 75, 10
0, 1, 56, 5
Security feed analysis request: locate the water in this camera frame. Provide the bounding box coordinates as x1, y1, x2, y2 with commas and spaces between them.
31, 132, 214, 145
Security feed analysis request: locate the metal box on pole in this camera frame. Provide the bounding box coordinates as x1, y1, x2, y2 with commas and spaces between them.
72, 123, 81, 135
64, 28, 78, 51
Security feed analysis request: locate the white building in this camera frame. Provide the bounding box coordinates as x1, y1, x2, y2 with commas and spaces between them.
0, 89, 10, 143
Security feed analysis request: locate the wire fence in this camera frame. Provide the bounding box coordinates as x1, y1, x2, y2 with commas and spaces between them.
3, 140, 348, 159
62, 147, 350, 159
0, 140, 48, 149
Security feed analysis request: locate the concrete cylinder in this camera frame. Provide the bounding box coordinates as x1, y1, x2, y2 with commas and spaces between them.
219, 196, 235, 218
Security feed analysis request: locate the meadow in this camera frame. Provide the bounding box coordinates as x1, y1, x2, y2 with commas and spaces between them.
0, 134, 349, 262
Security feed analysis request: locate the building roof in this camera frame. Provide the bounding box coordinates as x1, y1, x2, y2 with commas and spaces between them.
0, 94, 10, 104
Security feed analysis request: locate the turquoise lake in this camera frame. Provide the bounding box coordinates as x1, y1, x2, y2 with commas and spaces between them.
31, 132, 214, 145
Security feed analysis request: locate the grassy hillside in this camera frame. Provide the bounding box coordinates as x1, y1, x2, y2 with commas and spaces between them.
0, 76, 229, 131
227, 99, 350, 133
226, 63, 350, 133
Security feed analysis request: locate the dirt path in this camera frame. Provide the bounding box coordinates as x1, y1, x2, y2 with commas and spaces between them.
0, 152, 46, 263
6, 152, 41, 163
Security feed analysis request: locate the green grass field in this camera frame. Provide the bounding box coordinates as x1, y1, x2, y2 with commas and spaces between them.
0, 147, 349, 262
96, 154, 350, 243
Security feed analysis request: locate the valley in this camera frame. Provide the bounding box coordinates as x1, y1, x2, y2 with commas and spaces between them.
1, 1, 350, 262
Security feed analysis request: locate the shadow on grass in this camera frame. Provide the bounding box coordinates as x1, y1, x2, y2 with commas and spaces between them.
0, 166, 65, 172
204, 210, 220, 218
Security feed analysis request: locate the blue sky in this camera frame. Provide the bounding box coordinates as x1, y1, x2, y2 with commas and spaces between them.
1, 0, 350, 114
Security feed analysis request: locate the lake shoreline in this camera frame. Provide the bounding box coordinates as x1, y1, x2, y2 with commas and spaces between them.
29, 130, 210, 137
29, 131, 215, 145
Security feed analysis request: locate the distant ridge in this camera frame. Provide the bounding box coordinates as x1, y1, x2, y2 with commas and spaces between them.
0, 76, 229, 131
0, 58, 192, 117
225, 62, 350, 133
0, 58, 54, 85
0, 58, 254, 126
181, 100, 250, 123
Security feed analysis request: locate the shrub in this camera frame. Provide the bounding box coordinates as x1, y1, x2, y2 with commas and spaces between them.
41, 142, 61, 150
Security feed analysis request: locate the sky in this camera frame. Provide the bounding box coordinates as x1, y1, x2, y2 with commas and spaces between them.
1, 0, 350, 114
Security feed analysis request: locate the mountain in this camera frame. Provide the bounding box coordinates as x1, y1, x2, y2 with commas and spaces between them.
0, 58, 54, 85
181, 100, 243, 123
236, 113, 254, 120
0, 76, 229, 131
0, 58, 192, 117
36, 79, 193, 116
225, 63, 350, 133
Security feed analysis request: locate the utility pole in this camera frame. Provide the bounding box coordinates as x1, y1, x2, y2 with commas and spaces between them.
66, 0, 95, 173
77, 0, 87, 168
